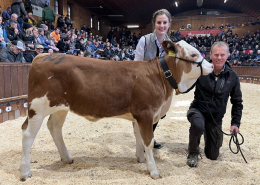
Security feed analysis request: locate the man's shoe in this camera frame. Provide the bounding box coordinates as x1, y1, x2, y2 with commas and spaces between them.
186, 152, 199, 167
154, 140, 162, 149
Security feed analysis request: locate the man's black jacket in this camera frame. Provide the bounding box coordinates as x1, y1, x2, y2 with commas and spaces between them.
189, 62, 243, 128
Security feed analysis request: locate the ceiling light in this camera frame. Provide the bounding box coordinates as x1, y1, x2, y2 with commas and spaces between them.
127, 25, 139, 28
224, 0, 227, 3
175, 2, 178, 7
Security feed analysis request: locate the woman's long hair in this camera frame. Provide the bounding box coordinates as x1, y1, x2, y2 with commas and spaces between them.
25, 28, 33, 37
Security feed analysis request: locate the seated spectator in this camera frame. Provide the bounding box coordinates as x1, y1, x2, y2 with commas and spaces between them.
127, 45, 135, 60
230, 23, 236, 28
0, 17, 7, 47
243, 41, 250, 50
48, 48, 53, 53
231, 60, 239, 67
253, 45, 259, 55
38, 28, 50, 52
91, 42, 101, 58
84, 50, 92, 58
19, 23, 35, 50
32, 44, 44, 57
205, 25, 211, 30
27, 12, 37, 26
255, 50, 260, 62
0, 40, 25, 62
57, 37, 70, 53
75, 38, 86, 51
60, 30, 71, 40
4, 13, 21, 32
2, 6, 12, 22
180, 25, 185, 30
247, 51, 256, 62
199, 25, 204, 30
86, 25, 91, 35
187, 25, 192, 30
111, 36, 118, 46
246, 46, 253, 54
234, 42, 241, 51
211, 24, 216, 29
81, 24, 87, 32
51, 27, 60, 43
232, 50, 240, 61
32, 26, 41, 46
219, 24, 224, 29
65, 15, 73, 28
57, 14, 65, 29
249, 61, 257, 66
75, 50, 84, 57
240, 50, 248, 63
46, 31, 59, 52
225, 23, 230, 28
103, 44, 112, 59
5, 20, 19, 42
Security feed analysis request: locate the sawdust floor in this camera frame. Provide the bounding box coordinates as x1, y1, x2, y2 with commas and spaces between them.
0, 83, 259, 185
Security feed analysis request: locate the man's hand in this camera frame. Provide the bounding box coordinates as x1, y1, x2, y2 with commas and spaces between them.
230, 126, 239, 134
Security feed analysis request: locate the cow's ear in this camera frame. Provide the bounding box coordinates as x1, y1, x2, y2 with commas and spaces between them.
162, 40, 178, 57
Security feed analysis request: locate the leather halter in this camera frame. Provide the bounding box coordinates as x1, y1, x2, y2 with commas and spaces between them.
159, 55, 204, 94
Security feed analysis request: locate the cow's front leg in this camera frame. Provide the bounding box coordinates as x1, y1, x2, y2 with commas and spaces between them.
137, 114, 160, 179
132, 121, 145, 163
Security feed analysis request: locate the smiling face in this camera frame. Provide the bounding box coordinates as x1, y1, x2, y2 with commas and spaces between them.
210, 44, 229, 73
154, 14, 170, 37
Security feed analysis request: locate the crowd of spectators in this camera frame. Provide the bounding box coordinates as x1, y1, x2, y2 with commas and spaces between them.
170, 23, 260, 66
0, 1, 259, 65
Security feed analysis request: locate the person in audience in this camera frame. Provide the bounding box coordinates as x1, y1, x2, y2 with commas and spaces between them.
27, 12, 37, 26
19, 22, 35, 50
57, 37, 70, 53
75, 38, 86, 51
57, 14, 65, 29
103, 44, 112, 59
249, 60, 257, 66
0, 40, 25, 62
199, 25, 204, 30
38, 28, 50, 52
46, 31, 59, 52
75, 50, 84, 57
255, 50, 260, 62
187, 24, 192, 30
51, 27, 60, 43
219, 24, 224, 29
42, 4, 55, 31
205, 25, 211, 30
2, 6, 12, 22
5, 20, 19, 42
32, 44, 44, 57
11, 0, 27, 30
0, 17, 6, 47
180, 25, 185, 30
4, 13, 21, 32
81, 24, 87, 32
48, 48, 53, 53
247, 50, 256, 62
86, 25, 91, 35
239, 50, 248, 63
111, 36, 118, 46
211, 24, 217, 29
65, 15, 73, 28
231, 59, 239, 66
32, 26, 41, 46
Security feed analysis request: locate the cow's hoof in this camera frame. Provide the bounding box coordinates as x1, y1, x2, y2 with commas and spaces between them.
61, 158, 73, 164
20, 173, 32, 181
151, 174, 161, 180
137, 157, 146, 163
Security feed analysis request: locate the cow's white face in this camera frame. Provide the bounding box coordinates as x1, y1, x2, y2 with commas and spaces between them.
176, 40, 213, 92
162, 40, 213, 93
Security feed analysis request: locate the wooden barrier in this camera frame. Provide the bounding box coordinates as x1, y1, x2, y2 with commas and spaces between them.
0, 63, 31, 123
0, 64, 259, 123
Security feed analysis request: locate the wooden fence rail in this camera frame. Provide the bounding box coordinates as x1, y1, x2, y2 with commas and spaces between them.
0, 64, 259, 123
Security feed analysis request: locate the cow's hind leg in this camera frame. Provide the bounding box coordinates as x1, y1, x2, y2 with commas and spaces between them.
20, 114, 44, 181
137, 115, 160, 179
47, 111, 73, 164
133, 121, 145, 163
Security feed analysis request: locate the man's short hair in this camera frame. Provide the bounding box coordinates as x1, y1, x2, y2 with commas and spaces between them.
9, 20, 18, 26
11, 13, 18, 18
210, 41, 229, 54
55, 27, 60, 31
64, 37, 70, 42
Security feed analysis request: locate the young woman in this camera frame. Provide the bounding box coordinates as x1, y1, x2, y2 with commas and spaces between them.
134, 9, 172, 149
19, 23, 35, 50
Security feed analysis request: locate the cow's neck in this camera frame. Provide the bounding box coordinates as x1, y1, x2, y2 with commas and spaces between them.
154, 56, 175, 98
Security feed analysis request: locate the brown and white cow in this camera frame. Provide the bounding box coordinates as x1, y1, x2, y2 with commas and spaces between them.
20, 40, 213, 181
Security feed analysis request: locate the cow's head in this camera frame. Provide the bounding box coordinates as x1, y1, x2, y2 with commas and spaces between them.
162, 40, 213, 93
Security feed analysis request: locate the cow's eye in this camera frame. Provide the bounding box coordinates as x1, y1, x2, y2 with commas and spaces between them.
191, 54, 197, 57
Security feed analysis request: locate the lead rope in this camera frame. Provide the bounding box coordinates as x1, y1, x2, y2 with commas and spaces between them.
198, 88, 247, 163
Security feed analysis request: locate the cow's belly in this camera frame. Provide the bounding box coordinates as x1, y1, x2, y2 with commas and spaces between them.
84, 113, 136, 122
